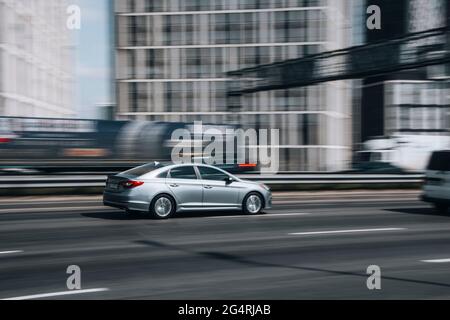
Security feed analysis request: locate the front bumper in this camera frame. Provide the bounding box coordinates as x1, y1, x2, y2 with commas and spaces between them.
264, 191, 273, 209
421, 194, 450, 205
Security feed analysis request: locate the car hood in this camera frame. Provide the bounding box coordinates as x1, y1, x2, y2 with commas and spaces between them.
239, 179, 261, 186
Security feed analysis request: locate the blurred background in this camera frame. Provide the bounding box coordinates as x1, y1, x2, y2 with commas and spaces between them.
0, 0, 449, 174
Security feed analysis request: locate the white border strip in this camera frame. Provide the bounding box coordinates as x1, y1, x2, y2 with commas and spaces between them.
2, 288, 110, 300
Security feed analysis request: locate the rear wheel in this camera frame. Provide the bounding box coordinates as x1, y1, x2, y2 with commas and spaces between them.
433, 203, 449, 214
150, 195, 176, 219
243, 192, 264, 215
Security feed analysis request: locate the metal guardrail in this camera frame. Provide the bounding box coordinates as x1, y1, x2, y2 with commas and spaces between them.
0, 174, 425, 189
241, 174, 424, 185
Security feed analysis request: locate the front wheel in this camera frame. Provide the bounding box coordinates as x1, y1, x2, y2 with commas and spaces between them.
243, 192, 264, 215
150, 195, 176, 219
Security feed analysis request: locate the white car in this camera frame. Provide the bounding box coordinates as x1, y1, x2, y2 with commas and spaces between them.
103, 163, 272, 219
421, 150, 450, 213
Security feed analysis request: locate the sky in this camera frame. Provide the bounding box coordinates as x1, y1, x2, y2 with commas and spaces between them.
74, 0, 112, 119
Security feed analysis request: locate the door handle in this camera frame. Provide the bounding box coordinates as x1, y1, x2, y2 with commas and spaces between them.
204, 185, 213, 189
170, 184, 179, 187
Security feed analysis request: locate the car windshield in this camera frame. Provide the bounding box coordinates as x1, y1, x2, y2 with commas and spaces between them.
121, 162, 167, 178
427, 151, 450, 171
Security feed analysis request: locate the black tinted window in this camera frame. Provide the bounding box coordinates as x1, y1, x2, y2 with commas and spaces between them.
198, 166, 229, 181
170, 166, 197, 180
428, 151, 450, 171
122, 162, 166, 178
156, 170, 168, 178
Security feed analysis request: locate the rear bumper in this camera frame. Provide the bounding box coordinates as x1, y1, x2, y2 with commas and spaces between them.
421, 194, 450, 205
103, 191, 149, 212
103, 199, 128, 210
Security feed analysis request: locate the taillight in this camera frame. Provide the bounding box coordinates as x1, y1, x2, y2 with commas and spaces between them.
120, 180, 144, 189
0, 138, 11, 143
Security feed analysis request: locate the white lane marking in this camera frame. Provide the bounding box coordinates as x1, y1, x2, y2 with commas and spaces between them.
274, 198, 419, 204
0, 206, 110, 214
2, 288, 109, 300
261, 212, 311, 217
421, 258, 450, 263
0, 250, 23, 255
289, 228, 406, 236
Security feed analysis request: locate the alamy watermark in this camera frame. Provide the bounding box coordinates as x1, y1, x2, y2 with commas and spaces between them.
366, 265, 381, 290
67, 5, 81, 30
66, 265, 81, 290
170, 121, 280, 173
366, 5, 381, 30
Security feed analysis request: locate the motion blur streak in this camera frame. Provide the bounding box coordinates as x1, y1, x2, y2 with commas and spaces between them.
0, 0, 449, 302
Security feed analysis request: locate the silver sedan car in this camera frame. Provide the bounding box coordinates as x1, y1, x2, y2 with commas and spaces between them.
103, 163, 272, 219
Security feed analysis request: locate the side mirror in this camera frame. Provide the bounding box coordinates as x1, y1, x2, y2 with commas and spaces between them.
224, 177, 234, 184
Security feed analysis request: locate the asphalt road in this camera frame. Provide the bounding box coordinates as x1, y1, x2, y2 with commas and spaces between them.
1, 190, 450, 300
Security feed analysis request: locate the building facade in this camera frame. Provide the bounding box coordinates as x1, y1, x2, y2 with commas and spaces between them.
359, 0, 449, 144
115, 0, 353, 171
0, 0, 74, 118
384, 80, 449, 136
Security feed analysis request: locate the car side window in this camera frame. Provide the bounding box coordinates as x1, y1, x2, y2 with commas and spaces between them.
428, 152, 450, 171
198, 166, 229, 181
169, 166, 198, 180
156, 170, 168, 178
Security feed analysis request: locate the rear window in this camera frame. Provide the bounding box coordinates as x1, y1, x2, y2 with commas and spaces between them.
122, 162, 166, 178
169, 166, 197, 180
427, 151, 450, 171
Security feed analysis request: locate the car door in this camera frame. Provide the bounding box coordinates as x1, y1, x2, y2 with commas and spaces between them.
166, 166, 203, 209
197, 166, 240, 208
425, 151, 450, 200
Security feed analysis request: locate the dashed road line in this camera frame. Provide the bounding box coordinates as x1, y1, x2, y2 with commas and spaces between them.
421, 258, 450, 264
289, 227, 406, 236
2, 288, 110, 300
0, 250, 23, 255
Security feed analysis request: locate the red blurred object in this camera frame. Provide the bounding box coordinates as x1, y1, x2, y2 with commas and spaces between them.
238, 163, 257, 168
0, 138, 11, 143
120, 180, 144, 189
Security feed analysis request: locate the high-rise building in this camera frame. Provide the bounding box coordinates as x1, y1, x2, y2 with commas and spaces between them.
0, 0, 74, 118
360, 0, 449, 143
114, 0, 353, 171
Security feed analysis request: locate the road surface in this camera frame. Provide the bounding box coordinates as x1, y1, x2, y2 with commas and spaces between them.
1, 190, 449, 300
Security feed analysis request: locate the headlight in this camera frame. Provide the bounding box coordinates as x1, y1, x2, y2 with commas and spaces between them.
260, 183, 270, 191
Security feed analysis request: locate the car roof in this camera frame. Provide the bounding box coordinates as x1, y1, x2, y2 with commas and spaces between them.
149, 163, 229, 174
164, 163, 221, 170
431, 150, 450, 155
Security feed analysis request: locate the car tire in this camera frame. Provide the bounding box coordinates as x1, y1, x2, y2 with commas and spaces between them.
242, 192, 264, 215
433, 203, 449, 214
150, 194, 176, 219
